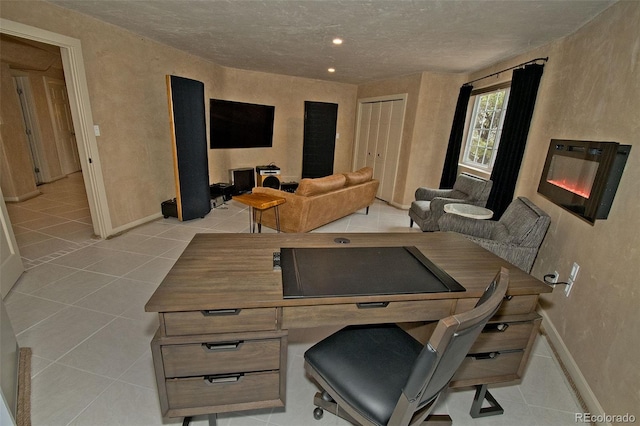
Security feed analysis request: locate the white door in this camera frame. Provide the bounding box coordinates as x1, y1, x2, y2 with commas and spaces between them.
44, 77, 81, 175
353, 95, 406, 202
0, 186, 23, 298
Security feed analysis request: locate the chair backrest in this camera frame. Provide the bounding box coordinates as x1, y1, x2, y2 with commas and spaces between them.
451, 173, 493, 206
497, 197, 551, 247
389, 268, 509, 425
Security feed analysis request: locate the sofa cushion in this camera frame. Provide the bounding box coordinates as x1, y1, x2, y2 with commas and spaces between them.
343, 167, 373, 186
296, 174, 347, 197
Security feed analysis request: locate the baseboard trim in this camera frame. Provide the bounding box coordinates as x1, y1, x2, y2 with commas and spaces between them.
538, 308, 609, 426
108, 212, 163, 238
3, 190, 41, 203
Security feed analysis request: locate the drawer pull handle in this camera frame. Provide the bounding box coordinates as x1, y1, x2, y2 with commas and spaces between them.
201, 309, 241, 316
202, 341, 243, 352
204, 374, 243, 385
484, 323, 509, 333
356, 302, 390, 309
471, 352, 499, 360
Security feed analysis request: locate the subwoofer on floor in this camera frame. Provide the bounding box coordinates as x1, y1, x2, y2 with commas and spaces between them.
256, 165, 281, 189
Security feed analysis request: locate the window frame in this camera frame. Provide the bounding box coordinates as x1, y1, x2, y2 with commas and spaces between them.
460, 83, 511, 173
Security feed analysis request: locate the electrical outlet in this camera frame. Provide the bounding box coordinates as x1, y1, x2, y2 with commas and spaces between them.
565, 279, 573, 296
552, 271, 559, 284
565, 263, 579, 297
569, 262, 580, 281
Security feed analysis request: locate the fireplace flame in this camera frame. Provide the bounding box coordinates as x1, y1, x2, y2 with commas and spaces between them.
547, 179, 591, 198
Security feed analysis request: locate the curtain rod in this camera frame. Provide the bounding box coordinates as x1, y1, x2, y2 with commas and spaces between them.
464, 57, 548, 86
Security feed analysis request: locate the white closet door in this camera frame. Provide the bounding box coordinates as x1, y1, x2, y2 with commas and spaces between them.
378, 99, 405, 201
353, 95, 406, 202
365, 102, 381, 169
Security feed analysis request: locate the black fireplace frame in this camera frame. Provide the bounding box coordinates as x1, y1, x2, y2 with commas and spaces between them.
537, 139, 631, 224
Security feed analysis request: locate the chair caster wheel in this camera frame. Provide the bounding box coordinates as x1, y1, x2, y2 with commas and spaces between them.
313, 407, 324, 420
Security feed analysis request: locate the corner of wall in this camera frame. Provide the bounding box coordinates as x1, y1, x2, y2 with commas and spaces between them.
538, 308, 610, 426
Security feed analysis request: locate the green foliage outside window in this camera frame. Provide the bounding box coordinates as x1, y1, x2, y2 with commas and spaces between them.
464, 89, 509, 169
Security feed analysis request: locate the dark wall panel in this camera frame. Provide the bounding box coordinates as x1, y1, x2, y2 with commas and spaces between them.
168, 75, 211, 220
302, 101, 338, 179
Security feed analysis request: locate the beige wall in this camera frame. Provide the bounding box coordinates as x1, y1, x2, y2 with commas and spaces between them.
466, 1, 639, 416
210, 67, 357, 183
357, 72, 465, 207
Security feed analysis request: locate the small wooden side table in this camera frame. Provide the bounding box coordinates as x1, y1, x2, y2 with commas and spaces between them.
233, 193, 286, 233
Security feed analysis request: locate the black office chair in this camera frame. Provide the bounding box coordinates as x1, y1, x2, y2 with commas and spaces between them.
304, 268, 509, 426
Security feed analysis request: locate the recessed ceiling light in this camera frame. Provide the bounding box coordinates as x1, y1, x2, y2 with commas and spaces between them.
328, 68, 336, 73
332, 38, 343, 45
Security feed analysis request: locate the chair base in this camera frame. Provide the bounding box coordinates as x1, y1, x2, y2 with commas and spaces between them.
312, 392, 452, 426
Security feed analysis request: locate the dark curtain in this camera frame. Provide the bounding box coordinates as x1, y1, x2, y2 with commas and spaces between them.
439, 84, 473, 188
487, 64, 544, 218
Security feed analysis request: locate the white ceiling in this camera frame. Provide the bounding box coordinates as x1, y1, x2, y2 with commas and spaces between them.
47, 0, 615, 84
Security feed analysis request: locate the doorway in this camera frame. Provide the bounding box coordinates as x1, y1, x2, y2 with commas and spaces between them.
0, 19, 110, 240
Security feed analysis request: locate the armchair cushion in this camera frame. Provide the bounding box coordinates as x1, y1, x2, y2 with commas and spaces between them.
438, 197, 550, 273
410, 173, 492, 232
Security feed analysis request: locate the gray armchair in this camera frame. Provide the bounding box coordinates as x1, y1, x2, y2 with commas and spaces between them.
438, 196, 550, 273
409, 173, 492, 231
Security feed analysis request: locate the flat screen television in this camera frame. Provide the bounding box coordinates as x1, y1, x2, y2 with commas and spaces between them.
210, 99, 275, 149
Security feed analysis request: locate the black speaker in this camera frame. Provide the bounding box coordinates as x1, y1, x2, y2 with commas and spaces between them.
167, 75, 211, 221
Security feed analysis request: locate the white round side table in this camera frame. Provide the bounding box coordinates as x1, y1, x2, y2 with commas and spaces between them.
443, 203, 493, 220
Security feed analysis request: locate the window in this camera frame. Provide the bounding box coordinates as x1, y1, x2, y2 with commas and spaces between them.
461, 87, 510, 172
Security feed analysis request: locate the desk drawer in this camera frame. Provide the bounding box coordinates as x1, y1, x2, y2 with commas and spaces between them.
455, 295, 538, 316
162, 339, 281, 378
451, 350, 524, 386
469, 322, 535, 353
282, 300, 453, 329
496, 295, 538, 316
166, 371, 281, 410
163, 308, 277, 336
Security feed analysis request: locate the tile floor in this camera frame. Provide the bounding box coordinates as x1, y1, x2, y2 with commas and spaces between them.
4, 173, 584, 425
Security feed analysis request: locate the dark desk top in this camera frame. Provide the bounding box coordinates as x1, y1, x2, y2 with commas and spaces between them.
145, 232, 551, 313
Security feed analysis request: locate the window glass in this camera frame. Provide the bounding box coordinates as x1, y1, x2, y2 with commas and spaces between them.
461, 88, 510, 171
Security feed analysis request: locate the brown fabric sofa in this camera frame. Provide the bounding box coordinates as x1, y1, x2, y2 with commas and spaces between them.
251, 167, 379, 233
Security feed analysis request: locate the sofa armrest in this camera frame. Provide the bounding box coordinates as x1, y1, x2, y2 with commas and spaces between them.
250, 187, 309, 232
415, 187, 452, 201
437, 213, 497, 238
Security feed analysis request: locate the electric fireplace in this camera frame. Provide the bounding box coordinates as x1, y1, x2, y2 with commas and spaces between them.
538, 139, 631, 224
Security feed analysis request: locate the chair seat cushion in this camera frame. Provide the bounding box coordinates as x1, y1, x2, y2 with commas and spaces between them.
304, 324, 423, 426
410, 200, 432, 219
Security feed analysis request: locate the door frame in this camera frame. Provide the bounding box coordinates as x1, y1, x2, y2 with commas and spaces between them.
0, 18, 112, 238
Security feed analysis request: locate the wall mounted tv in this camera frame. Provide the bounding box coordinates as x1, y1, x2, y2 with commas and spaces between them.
210, 99, 275, 149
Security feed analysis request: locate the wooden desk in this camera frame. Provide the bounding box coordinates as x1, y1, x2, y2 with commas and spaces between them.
146, 232, 551, 420
233, 193, 286, 233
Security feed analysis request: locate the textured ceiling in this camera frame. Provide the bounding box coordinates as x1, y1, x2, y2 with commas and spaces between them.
47, 0, 615, 84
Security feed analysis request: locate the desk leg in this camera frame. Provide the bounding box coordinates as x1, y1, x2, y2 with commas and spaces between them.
182, 414, 217, 426
470, 384, 504, 418
274, 205, 281, 233
248, 207, 255, 233
258, 209, 263, 233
